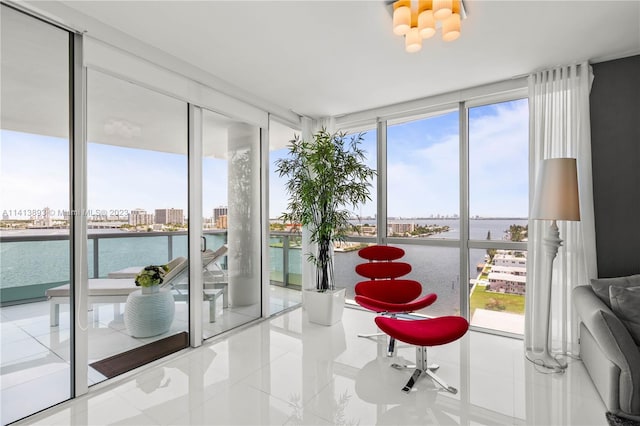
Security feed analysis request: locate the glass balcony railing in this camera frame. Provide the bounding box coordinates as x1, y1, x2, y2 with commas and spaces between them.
269, 232, 302, 288
0, 230, 304, 305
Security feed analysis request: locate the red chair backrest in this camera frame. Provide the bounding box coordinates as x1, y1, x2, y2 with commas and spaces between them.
358, 245, 405, 261
355, 279, 422, 304
355, 262, 411, 279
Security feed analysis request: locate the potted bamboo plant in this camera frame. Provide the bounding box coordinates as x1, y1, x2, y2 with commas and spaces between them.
276, 129, 375, 325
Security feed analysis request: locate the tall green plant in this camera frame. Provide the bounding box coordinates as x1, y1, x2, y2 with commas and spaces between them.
275, 129, 376, 291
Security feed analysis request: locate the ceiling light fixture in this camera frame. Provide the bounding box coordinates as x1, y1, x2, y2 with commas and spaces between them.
391, 0, 466, 53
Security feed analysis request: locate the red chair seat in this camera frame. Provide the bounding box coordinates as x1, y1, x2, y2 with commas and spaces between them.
355, 262, 411, 279
355, 279, 422, 304
358, 245, 405, 261
355, 293, 437, 313
375, 316, 469, 347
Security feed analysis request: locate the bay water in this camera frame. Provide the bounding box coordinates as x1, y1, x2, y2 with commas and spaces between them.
1, 219, 526, 316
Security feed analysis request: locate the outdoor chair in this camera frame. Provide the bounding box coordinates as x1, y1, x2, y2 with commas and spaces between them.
46, 245, 229, 326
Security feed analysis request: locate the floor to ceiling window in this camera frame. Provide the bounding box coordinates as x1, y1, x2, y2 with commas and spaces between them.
0, 5, 73, 423
201, 109, 262, 339
332, 127, 378, 299
347, 129, 378, 239
85, 69, 190, 382
340, 95, 529, 334
467, 98, 529, 334
386, 110, 462, 317
1, 4, 278, 421
268, 119, 303, 315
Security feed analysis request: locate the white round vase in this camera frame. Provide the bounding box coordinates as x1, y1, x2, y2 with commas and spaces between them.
124, 288, 175, 338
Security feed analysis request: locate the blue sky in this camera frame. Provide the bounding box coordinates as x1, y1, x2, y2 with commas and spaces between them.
87, 143, 189, 215
1, 99, 528, 220
0, 131, 225, 219
1, 131, 70, 216
272, 99, 528, 219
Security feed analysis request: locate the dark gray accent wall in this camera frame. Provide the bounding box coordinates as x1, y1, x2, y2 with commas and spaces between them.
590, 55, 640, 278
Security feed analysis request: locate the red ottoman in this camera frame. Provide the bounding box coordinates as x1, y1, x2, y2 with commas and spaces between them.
375, 316, 469, 394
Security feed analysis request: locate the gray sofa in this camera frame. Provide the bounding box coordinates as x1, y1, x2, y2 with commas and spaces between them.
573, 284, 640, 420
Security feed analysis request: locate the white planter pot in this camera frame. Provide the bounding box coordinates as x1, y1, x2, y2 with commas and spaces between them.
124, 288, 175, 338
304, 288, 346, 326
141, 285, 160, 295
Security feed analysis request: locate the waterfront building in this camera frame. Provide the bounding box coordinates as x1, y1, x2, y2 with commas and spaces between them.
493, 252, 527, 268
215, 214, 228, 229
32, 206, 53, 227
389, 222, 415, 235
359, 225, 377, 235
487, 271, 527, 295
128, 208, 154, 226
155, 208, 184, 224
213, 206, 228, 223
484, 251, 528, 295
490, 265, 526, 276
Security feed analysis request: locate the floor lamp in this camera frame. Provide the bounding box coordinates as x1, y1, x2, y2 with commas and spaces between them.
529, 158, 581, 371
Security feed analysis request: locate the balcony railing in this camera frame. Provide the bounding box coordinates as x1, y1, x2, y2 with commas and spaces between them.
0, 230, 302, 305
269, 232, 302, 288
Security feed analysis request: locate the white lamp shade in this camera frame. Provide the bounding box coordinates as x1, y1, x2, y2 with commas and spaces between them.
433, 0, 453, 20
531, 158, 581, 221
442, 13, 461, 41
393, 4, 411, 35
405, 27, 422, 53
418, 10, 436, 39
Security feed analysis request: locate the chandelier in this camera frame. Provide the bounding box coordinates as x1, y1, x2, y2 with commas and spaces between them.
392, 0, 466, 53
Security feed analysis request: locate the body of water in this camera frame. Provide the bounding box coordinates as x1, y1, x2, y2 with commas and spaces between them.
0, 230, 225, 289
334, 219, 527, 316
271, 218, 527, 316
2, 219, 526, 316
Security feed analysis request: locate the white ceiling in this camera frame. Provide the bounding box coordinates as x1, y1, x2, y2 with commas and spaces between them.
52, 0, 640, 119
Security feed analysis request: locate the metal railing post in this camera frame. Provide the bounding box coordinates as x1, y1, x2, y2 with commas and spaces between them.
92, 237, 99, 278
167, 235, 173, 263
283, 235, 290, 287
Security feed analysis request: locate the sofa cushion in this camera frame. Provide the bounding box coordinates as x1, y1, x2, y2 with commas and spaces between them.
590, 274, 640, 308
609, 286, 640, 346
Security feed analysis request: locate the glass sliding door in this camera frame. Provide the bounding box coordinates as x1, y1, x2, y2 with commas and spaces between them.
0, 5, 72, 423
202, 109, 261, 339
86, 70, 189, 383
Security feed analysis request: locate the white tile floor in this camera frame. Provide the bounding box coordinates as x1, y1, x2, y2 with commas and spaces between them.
10, 306, 608, 426
1, 286, 302, 425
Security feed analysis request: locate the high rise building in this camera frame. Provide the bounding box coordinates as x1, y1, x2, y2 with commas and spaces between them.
43, 207, 52, 227
390, 222, 415, 235
215, 215, 228, 229
129, 208, 154, 226
213, 206, 228, 223
155, 208, 184, 225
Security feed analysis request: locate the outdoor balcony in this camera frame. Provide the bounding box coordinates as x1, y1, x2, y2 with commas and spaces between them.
0, 230, 301, 424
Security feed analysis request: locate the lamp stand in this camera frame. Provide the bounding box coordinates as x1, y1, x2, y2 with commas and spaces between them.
526, 220, 567, 371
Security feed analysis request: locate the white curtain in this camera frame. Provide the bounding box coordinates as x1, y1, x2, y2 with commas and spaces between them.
525, 62, 598, 360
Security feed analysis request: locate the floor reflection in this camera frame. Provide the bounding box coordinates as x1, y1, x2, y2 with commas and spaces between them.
17, 306, 608, 426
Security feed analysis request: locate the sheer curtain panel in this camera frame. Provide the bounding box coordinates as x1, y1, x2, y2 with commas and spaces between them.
525, 62, 598, 365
